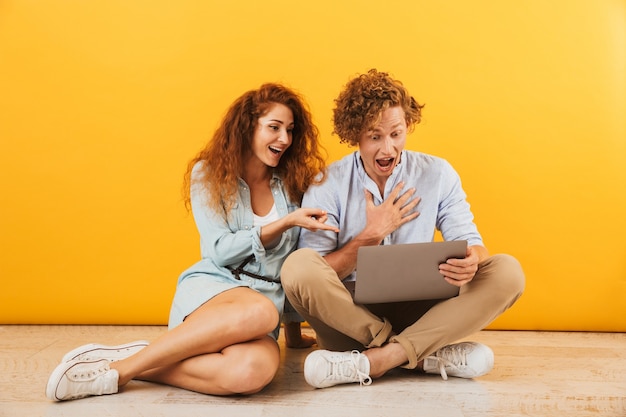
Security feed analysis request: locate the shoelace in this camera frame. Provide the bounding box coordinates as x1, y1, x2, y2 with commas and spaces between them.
327, 350, 372, 386
430, 344, 468, 381
58, 360, 114, 400
68, 361, 110, 382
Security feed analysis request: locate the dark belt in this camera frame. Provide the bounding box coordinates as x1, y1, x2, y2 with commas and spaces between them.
227, 255, 280, 284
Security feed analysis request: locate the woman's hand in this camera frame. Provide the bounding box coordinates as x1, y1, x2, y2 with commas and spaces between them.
260, 208, 338, 247
288, 208, 339, 233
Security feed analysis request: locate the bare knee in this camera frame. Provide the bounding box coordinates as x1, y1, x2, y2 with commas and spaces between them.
232, 355, 278, 394
219, 341, 279, 394
244, 294, 280, 336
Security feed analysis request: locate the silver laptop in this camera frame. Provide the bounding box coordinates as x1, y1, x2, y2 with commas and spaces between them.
352, 240, 467, 303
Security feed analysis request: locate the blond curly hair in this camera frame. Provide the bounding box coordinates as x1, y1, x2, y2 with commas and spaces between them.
333, 69, 424, 146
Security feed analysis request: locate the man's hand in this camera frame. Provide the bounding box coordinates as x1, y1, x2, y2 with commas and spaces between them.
362, 182, 420, 243
439, 245, 486, 287
322, 182, 420, 278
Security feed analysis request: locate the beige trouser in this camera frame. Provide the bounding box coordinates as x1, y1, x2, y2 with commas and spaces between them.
281, 248, 525, 369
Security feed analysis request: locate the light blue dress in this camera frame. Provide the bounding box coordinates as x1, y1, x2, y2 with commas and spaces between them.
168, 163, 300, 339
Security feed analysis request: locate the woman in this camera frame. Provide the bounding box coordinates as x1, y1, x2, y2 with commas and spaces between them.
46, 83, 337, 401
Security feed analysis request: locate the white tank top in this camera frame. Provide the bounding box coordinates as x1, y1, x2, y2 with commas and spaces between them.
253, 203, 279, 226
253, 204, 281, 249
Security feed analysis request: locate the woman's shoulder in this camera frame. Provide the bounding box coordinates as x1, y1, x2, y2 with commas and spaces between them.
189, 160, 207, 181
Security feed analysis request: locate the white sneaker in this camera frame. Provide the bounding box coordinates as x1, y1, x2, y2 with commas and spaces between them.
423, 342, 494, 380
46, 359, 119, 401
61, 341, 149, 362
304, 349, 372, 388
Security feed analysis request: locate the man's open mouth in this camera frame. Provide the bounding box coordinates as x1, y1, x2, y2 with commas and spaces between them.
376, 157, 395, 168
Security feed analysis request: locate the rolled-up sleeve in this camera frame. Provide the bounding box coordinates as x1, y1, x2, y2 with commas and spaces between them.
299, 177, 341, 256
435, 160, 483, 246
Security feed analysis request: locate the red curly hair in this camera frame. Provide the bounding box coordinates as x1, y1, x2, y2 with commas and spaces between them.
183, 83, 327, 214
333, 69, 424, 146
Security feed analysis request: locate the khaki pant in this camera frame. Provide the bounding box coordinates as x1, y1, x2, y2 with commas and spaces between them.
281, 248, 525, 369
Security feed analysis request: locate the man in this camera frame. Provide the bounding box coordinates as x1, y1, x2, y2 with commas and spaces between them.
280, 69, 525, 388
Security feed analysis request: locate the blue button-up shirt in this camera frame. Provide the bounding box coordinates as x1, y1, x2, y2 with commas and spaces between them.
299, 150, 483, 281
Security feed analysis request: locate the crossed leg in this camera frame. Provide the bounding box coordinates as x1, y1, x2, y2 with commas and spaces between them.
110, 286, 281, 395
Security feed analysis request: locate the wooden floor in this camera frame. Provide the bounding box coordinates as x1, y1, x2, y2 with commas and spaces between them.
0, 325, 624, 417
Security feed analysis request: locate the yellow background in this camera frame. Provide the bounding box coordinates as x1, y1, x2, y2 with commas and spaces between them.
1, 1, 625, 330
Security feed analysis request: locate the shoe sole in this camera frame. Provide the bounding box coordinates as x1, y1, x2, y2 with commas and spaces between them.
61, 340, 149, 362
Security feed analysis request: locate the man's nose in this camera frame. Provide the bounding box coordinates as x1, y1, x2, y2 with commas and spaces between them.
381, 136, 393, 153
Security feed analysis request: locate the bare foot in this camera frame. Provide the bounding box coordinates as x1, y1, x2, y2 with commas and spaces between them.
284, 322, 317, 349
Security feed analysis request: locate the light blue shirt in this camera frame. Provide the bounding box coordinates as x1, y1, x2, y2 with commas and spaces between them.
177, 164, 300, 284
299, 150, 483, 281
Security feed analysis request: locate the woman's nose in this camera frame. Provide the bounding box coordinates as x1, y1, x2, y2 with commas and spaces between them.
278, 129, 291, 144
